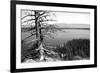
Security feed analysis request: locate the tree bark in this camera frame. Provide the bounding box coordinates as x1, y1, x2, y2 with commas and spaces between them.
35, 11, 40, 47
39, 21, 45, 61
35, 11, 45, 61
39, 43, 45, 61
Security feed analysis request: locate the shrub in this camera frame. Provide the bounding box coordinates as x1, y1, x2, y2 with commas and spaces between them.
21, 39, 90, 62
21, 42, 40, 62
54, 39, 90, 60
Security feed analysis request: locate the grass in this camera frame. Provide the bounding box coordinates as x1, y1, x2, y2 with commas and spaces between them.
21, 39, 90, 62
54, 39, 90, 60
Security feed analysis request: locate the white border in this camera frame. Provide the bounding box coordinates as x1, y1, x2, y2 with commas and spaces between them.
16, 4, 94, 69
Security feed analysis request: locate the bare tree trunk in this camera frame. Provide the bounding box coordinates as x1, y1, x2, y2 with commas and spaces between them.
35, 11, 45, 61
34, 11, 40, 47
39, 22, 45, 61
39, 43, 45, 61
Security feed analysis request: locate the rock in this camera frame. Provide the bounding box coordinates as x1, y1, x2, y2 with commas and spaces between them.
24, 59, 36, 63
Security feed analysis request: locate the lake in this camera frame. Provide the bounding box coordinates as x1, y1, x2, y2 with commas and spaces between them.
22, 29, 90, 47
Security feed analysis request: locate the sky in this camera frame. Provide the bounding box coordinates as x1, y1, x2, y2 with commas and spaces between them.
54, 11, 90, 25
44, 11, 90, 28
22, 10, 90, 28
21, 10, 90, 44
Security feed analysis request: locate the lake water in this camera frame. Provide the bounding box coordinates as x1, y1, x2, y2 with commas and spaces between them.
44, 29, 90, 46
22, 29, 90, 47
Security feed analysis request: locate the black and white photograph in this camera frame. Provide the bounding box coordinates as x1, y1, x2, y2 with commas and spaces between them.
21, 10, 90, 63
11, 1, 97, 72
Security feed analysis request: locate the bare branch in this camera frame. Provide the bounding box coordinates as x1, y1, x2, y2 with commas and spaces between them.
21, 26, 36, 32
43, 33, 54, 39
22, 19, 35, 24
39, 19, 56, 22
36, 11, 50, 19
25, 38, 39, 44
39, 14, 50, 20
22, 32, 36, 42
39, 11, 48, 16
21, 14, 35, 20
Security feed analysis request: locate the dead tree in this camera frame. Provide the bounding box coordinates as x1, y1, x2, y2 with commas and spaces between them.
21, 10, 62, 61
